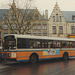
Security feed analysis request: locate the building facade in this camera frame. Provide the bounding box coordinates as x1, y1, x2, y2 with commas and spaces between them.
1, 1, 49, 38
49, 2, 75, 37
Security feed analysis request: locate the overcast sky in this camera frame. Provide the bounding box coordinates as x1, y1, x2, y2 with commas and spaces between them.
0, 0, 75, 17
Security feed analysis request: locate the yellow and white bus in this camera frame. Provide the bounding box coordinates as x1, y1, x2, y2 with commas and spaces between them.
1, 34, 75, 63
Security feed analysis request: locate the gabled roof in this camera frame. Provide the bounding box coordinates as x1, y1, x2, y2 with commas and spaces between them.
0, 9, 9, 20
0, 9, 47, 21
20, 9, 35, 14
62, 11, 75, 22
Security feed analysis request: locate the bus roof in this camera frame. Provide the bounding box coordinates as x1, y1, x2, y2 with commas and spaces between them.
5, 34, 75, 42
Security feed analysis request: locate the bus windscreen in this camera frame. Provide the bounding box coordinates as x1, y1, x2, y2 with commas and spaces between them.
3, 35, 16, 50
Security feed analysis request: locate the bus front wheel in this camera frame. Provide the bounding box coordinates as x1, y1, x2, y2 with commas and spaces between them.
63, 53, 69, 60
30, 54, 38, 64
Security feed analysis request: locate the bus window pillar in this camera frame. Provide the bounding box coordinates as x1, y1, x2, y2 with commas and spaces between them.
16, 38, 17, 49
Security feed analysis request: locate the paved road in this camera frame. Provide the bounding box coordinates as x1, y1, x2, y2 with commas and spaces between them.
0, 59, 75, 75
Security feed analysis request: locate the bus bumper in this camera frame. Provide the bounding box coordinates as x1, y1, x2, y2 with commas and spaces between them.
1, 52, 17, 62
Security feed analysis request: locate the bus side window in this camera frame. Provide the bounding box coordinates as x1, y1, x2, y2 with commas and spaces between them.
52, 41, 57, 48
41, 40, 45, 48
50, 43, 53, 48
62, 42, 70, 48
30, 40, 34, 48
62, 41, 67, 48
57, 41, 61, 48
26, 39, 30, 48
44, 42, 48, 48
17, 38, 26, 49
41, 42, 44, 48
70, 42, 72, 48
41, 40, 48, 48
63, 43, 66, 48
73, 42, 75, 48
30, 39, 41, 48
36, 41, 41, 48
71, 42, 75, 48
48, 41, 52, 48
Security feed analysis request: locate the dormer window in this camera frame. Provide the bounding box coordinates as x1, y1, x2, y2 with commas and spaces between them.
72, 15, 75, 20
56, 14, 58, 22
53, 16, 55, 22
3, 24, 8, 29
35, 14, 39, 20
12, 14, 16, 20
59, 16, 62, 22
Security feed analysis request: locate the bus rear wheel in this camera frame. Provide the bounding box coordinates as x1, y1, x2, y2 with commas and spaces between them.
30, 54, 38, 64
63, 53, 69, 60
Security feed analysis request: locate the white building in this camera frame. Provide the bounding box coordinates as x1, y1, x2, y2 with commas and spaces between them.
49, 2, 75, 37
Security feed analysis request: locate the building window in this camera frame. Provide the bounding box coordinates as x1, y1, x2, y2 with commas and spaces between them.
53, 26, 56, 34
43, 33, 47, 36
59, 26, 63, 34
43, 24, 47, 30
11, 24, 16, 29
53, 16, 55, 22
33, 23, 36, 30
27, 24, 31, 30
37, 23, 41, 29
27, 32, 31, 35
71, 26, 75, 34
12, 14, 16, 20
2, 16, 6, 20
4, 33, 8, 37
38, 31, 41, 35
33, 31, 36, 35
72, 15, 75, 20
33, 26, 36, 30
0, 26, 2, 29
35, 14, 39, 20
56, 14, 58, 22
59, 16, 62, 22
3, 24, 8, 29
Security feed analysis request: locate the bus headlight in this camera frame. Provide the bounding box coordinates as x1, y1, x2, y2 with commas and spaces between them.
11, 53, 16, 57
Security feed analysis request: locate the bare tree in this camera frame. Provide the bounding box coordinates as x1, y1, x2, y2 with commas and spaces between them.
3, 0, 35, 34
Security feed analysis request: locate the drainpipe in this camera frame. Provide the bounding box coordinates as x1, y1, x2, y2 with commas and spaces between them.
66, 22, 67, 36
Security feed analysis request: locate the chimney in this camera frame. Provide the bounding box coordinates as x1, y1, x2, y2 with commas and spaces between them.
44, 10, 48, 19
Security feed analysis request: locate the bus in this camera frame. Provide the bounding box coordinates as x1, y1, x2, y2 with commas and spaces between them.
67, 34, 75, 38
1, 34, 75, 64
